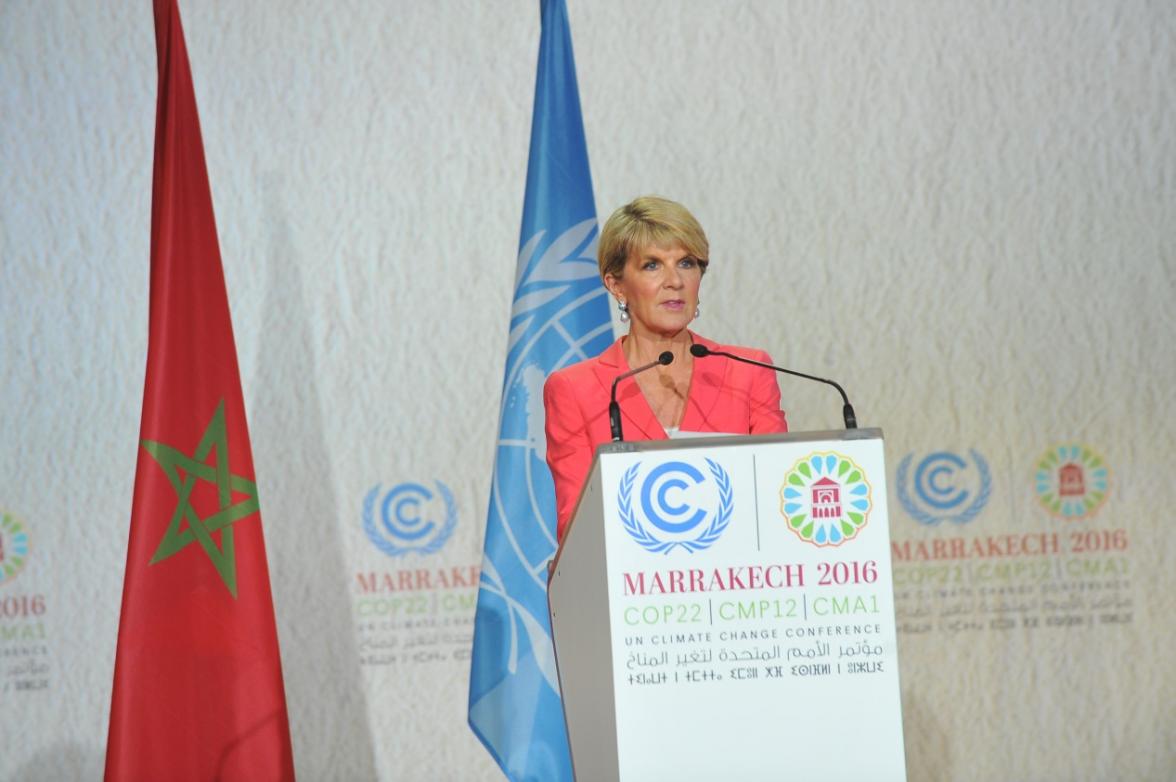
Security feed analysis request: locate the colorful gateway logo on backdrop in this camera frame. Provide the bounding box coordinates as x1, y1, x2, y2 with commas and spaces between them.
779, 452, 872, 546
363, 481, 457, 556
618, 459, 733, 554
0, 511, 31, 586
896, 450, 992, 526
1033, 444, 1110, 520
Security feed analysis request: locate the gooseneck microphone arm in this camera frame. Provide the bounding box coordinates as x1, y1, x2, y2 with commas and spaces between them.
610, 351, 675, 441
689, 343, 858, 429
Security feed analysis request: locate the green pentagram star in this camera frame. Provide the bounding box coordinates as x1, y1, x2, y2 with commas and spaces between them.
143, 399, 259, 597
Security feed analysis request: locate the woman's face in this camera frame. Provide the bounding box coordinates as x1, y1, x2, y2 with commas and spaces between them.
605, 242, 703, 338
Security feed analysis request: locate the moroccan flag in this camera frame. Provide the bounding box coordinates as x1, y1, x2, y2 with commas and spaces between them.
468, 0, 613, 779
104, 2, 295, 780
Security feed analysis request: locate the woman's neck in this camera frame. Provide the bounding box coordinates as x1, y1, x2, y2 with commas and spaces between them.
622, 328, 694, 368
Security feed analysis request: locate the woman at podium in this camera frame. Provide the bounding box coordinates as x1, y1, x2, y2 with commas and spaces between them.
543, 195, 788, 541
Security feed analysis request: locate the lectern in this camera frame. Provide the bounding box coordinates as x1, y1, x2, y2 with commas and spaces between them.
548, 429, 906, 781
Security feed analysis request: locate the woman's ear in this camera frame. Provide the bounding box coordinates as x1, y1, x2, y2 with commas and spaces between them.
603, 274, 622, 300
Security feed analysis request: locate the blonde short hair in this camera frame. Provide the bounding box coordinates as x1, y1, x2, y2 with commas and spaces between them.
597, 196, 710, 280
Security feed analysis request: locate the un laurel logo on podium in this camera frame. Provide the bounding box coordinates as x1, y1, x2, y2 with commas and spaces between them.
618, 459, 734, 554
363, 481, 457, 557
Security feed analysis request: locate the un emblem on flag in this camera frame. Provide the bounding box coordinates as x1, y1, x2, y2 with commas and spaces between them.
488, 220, 614, 576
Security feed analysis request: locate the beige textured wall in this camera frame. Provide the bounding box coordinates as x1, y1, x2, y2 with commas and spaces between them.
2, 1, 1173, 779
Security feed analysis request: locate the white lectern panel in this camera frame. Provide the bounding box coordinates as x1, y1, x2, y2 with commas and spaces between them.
551, 429, 906, 781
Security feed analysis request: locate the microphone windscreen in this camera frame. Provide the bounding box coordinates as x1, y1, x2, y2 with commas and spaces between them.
689, 344, 709, 358
658, 351, 674, 365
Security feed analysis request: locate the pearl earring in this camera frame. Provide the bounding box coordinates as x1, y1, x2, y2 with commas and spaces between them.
618, 300, 630, 323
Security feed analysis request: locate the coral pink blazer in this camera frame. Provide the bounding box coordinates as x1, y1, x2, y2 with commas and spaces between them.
543, 332, 788, 541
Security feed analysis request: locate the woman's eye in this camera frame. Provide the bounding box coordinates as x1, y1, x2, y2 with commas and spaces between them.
679, 257, 697, 268
643, 261, 660, 271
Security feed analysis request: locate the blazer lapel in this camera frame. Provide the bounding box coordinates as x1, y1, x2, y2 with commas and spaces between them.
680, 332, 730, 431
592, 338, 665, 441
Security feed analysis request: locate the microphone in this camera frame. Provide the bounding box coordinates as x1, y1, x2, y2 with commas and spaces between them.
689, 343, 858, 429
610, 351, 674, 441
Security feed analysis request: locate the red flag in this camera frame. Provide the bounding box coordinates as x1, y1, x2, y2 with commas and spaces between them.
105, 1, 295, 779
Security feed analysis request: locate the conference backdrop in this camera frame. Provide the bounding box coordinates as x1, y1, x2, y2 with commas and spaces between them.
2, 1, 1174, 779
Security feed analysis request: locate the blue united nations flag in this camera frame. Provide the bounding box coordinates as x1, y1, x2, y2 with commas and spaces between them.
468, 1, 613, 780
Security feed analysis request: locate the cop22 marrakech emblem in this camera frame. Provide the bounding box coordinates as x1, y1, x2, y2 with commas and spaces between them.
0, 511, 30, 586
779, 452, 872, 546
1033, 443, 1110, 521
618, 459, 733, 554
363, 481, 457, 557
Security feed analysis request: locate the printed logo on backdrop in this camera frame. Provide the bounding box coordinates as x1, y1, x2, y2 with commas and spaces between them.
363, 481, 457, 557
1, 510, 49, 695
1034, 443, 1110, 520
896, 450, 992, 526
618, 459, 733, 553
779, 452, 872, 546
0, 511, 30, 586
353, 480, 478, 668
